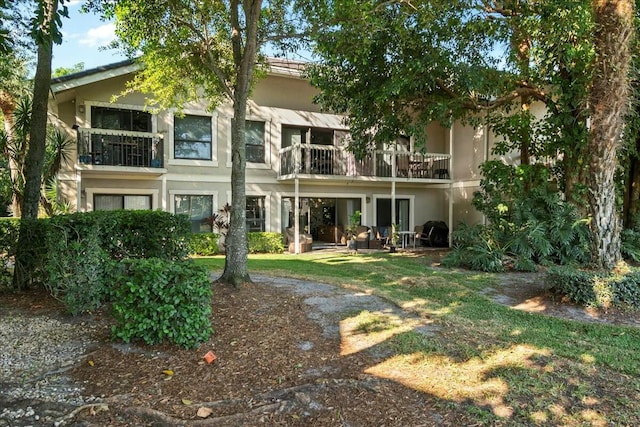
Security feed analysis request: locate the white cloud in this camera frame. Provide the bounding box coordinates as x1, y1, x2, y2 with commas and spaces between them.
77, 23, 116, 48
66, 0, 83, 7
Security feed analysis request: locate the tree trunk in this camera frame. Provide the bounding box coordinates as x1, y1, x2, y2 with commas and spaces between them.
588, 0, 634, 269
0, 91, 21, 216
12, 0, 57, 290
218, 0, 262, 286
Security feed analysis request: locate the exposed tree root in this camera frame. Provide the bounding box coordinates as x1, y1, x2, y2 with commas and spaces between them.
111, 378, 383, 426
55, 403, 109, 426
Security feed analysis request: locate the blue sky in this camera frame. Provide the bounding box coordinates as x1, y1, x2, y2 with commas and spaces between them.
52, 1, 126, 72
52, 1, 313, 72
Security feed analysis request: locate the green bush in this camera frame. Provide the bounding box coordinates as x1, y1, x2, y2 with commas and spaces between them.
111, 258, 213, 348
248, 232, 284, 254
189, 233, 220, 256
0, 218, 19, 290
546, 266, 640, 309
42, 229, 113, 315
0, 217, 19, 254
189, 231, 284, 255
14, 210, 191, 293
622, 228, 640, 262
443, 163, 590, 272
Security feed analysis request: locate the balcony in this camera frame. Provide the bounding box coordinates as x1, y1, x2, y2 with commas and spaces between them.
76, 128, 164, 168
279, 144, 451, 181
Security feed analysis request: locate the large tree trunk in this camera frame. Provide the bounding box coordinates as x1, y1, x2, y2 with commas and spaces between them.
218, 0, 262, 287
12, 0, 57, 289
588, 0, 634, 269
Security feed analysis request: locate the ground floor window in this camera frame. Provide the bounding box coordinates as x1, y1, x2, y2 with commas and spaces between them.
94, 194, 151, 211
174, 195, 213, 233
376, 198, 410, 230
246, 196, 266, 231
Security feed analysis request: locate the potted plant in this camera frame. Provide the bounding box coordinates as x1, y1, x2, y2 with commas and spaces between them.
345, 210, 362, 252
388, 223, 400, 253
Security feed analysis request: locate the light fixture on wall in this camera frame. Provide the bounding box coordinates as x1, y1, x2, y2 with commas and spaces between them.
78, 105, 85, 114
366, 196, 371, 203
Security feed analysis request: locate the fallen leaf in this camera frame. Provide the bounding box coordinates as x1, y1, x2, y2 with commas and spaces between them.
162, 369, 174, 376
196, 407, 213, 418
182, 398, 192, 405
88, 360, 94, 367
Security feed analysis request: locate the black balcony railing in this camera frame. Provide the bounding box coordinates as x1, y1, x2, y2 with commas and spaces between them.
279, 144, 451, 180
77, 128, 164, 168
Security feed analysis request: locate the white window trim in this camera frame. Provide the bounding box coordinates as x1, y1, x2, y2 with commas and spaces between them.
226, 116, 272, 169
168, 109, 219, 166
372, 193, 415, 230
246, 192, 271, 232
225, 190, 271, 232
85, 101, 158, 134
168, 190, 219, 214
85, 187, 159, 212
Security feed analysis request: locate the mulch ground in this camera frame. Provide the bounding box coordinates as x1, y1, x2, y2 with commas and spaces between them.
64, 280, 477, 426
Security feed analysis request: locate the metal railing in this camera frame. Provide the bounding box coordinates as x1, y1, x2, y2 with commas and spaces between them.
279, 144, 451, 180
77, 128, 164, 168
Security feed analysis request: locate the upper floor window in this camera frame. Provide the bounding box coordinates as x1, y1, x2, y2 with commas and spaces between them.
246, 120, 265, 163
281, 125, 335, 147
174, 114, 212, 160
91, 106, 151, 132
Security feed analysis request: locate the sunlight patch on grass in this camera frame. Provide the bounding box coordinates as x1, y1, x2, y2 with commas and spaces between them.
339, 310, 435, 356
580, 353, 596, 364
366, 343, 550, 419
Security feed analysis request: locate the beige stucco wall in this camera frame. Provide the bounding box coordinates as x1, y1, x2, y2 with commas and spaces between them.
52, 65, 459, 233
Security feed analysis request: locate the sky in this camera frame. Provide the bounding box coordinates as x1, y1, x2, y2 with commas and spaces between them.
52, 0, 126, 72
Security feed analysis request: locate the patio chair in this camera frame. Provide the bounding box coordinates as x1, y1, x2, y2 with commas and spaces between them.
285, 227, 313, 253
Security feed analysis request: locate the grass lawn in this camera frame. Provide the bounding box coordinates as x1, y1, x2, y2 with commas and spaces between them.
195, 252, 640, 425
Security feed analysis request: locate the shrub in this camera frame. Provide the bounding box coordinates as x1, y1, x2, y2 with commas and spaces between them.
189, 233, 220, 256
622, 228, 640, 263
43, 230, 113, 315
111, 258, 213, 348
189, 231, 284, 255
443, 164, 591, 272
14, 210, 192, 294
546, 266, 640, 309
248, 232, 284, 254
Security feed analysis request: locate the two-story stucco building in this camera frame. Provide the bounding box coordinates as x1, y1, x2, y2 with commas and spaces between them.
50, 58, 490, 250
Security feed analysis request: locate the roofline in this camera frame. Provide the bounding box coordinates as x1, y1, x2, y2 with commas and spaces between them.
51, 57, 309, 94
51, 59, 140, 93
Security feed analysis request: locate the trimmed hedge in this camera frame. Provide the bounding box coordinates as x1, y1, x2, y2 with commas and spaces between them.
13, 211, 191, 313
189, 233, 220, 256
546, 266, 640, 309
111, 258, 213, 348
189, 231, 284, 255
248, 232, 284, 254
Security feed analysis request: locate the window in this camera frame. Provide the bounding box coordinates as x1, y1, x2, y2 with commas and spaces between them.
174, 195, 213, 233
174, 115, 212, 160
91, 106, 151, 132
94, 194, 151, 211
246, 120, 265, 163
281, 125, 335, 147
246, 196, 266, 231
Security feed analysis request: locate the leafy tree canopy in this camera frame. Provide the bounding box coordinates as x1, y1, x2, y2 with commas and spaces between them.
84, 0, 303, 111
301, 0, 594, 157
52, 61, 84, 78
